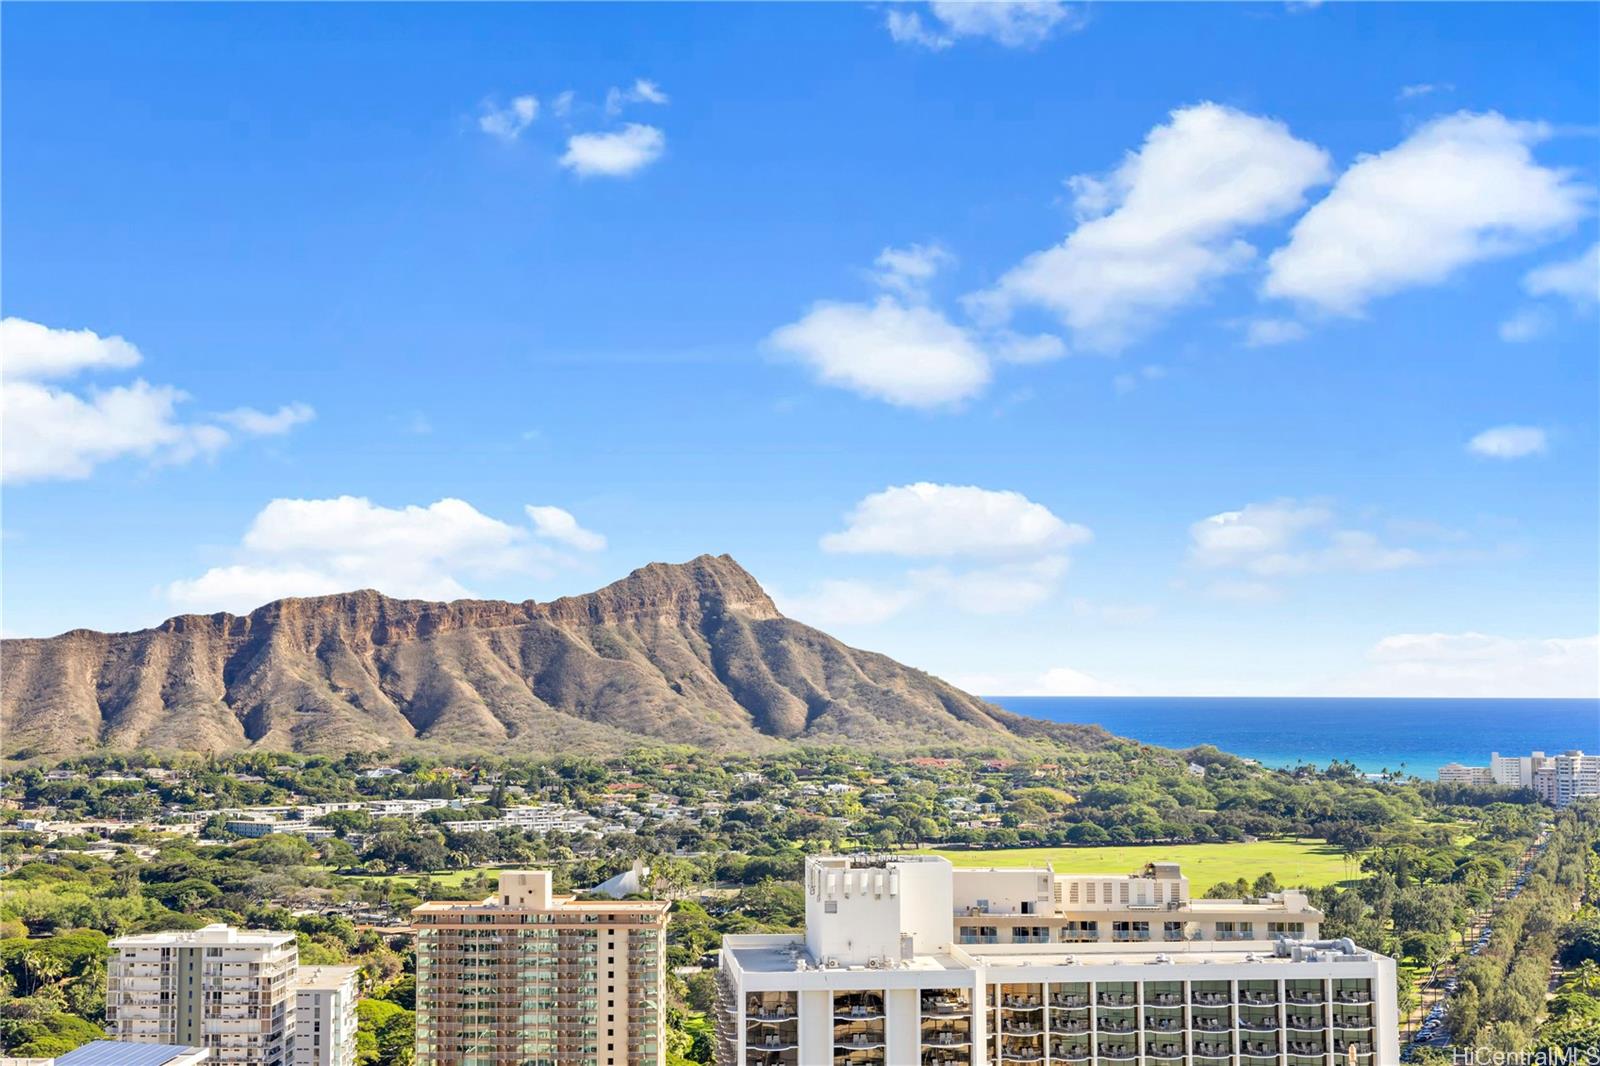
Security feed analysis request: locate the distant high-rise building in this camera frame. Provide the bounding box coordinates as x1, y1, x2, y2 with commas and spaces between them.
107, 924, 297, 1066
1490, 750, 1598, 806
293, 966, 359, 1066
715, 855, 1399, 1065
412, 869, 669, 1066
1438, 762, 1495, 786
1490, 750, 1552, 789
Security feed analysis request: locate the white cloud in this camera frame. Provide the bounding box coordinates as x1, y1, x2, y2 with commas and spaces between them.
909, 556, 1069, 613
1, 319, 310, 484
1189, 498, 1426, 582
551, 90, 576, 119
1498, 306, 1554, 343
887, 2, 1085, 50
777, 578, 920, 627
779, 557, 1070, 625
1264, 112, 1592, 314
969, 103, 1331, 351
1243, 317, 1307, 347
1398, 82, 1453, 100
605, 78, 669, 115
871, 243, 955, 299
216, 403, 316, 436
823, 482, 1090, 558
991, 330, 1068, 364
560, 124, 665, 178
166, 496, 588, 613
1343, 632, 1598, 698
1112, 364, 1167, 395
1467, 424, 1547, 459
525, 504, 607, 551
3, 379, 228, 483
1524, 242, 1600, 308
790, 483, 1090, 624
1, 317, 141, 378
767, 297, 991, 408
947, 665, 1130, 697
479, 95, 539, 142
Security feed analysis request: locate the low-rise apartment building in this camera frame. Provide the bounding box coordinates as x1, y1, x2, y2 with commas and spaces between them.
107, 924, 298, 1066
715, 855, 1398, 1066
412, 869, 669, 1066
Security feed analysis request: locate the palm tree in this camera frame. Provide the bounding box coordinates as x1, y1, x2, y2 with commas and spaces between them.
22, 950, 66, 996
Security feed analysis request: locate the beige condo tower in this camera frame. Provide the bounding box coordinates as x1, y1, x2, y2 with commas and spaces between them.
413, 869, 669, 1066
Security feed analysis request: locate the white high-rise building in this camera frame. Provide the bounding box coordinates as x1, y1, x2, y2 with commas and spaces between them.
107, 924, 298, 1066
1490, 750, 1599, 806
1438, 763, 1495, 786
715, 855, 1399, 1066
293, 966, 359, 1066
1490, 751, 1552, 790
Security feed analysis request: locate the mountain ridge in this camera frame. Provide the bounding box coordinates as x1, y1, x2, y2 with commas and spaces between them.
1, 554, 1111, 759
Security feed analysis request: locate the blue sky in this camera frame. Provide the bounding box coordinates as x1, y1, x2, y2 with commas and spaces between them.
3, 2, 1597, 698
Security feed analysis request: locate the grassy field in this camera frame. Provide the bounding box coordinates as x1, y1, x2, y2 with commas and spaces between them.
919, 838, 1358, 889
335, 866, 518, 893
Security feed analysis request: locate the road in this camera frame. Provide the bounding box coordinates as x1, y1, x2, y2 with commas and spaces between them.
1399, 826, 1551, 1060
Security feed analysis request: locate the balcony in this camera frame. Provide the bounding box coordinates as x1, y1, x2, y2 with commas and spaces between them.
921, 1030, 970, 1048
747, 1006, 796, 1023
920, 997, 969, 1017
833, 1007, 885, 1021
745, 1036, 798, 1053
1190, 991, 1232, 1006
1097, 993, 1137, 1007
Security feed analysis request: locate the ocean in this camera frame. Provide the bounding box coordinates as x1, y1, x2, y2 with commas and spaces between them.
987, 696, 1600, 779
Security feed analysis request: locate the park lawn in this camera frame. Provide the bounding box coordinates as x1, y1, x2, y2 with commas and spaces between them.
336, 866, 519, 893
918, 838, 1358, 890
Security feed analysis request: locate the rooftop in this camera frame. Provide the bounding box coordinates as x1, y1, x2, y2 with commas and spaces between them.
55, 1042, 207, 1066
723, 934, 1382, 977
295, 964, 360, 990
412, 894, 669, 914
111, 922, 295, 949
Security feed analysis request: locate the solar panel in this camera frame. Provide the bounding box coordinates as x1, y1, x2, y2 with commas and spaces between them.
54, 1041, 205, 1066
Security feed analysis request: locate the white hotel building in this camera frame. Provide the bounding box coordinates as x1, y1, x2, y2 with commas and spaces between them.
716, 855, 1398, 1066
